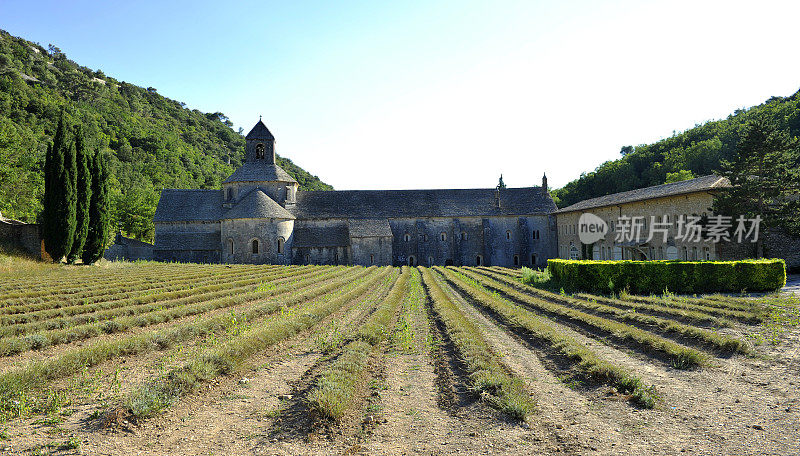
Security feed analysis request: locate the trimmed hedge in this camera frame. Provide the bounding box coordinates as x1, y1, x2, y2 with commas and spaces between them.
547, 259, 786, 294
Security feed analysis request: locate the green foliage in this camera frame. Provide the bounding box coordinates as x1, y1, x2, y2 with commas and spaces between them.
713, 113, 800, 235
547, 259, 787, 294
67, 125, 91, 263
664, 169, 694, 183
41, 112, 76, 262
0, 29, 332, 242
553, 91, 800, 208
82, 151, 110, 264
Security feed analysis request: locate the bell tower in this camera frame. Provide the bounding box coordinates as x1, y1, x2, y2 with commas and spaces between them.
245, 118, 276, 164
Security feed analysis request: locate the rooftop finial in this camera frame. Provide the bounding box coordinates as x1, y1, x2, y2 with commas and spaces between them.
259, 114, 262, 121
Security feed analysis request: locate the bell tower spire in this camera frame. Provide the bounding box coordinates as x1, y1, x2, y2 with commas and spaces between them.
245, 119, 276, 164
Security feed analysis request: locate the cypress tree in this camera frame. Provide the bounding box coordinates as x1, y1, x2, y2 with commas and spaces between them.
67, 125, 91, 263
82, 150, 110, 264
42, 112, 76, 262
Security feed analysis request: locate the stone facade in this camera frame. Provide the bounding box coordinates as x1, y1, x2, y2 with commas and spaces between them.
0, 211, 42, 259
554, 176, 754, 261
154, 120, 558, 267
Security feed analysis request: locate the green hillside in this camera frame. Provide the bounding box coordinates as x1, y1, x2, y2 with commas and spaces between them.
0, 29, 332, 242
553, 89, 800, 208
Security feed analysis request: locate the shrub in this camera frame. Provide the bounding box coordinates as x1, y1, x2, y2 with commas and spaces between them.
547, 259, 786, 294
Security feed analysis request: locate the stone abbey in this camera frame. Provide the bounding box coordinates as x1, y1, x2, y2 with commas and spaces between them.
153, 120, 558, 267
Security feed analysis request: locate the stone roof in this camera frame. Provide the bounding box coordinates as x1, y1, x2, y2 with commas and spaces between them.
292, 187, 555, 219
293, 224, 350, 248
245, 120, 275, 140
154, 189, 224, 222
113, 232, 154, 248
222, 162, 297, 184
154, 232, 220, 251
222, 189, 295, 220
155, 186, 556, 223
555, 175, 731, 213
348, 219, 393, 238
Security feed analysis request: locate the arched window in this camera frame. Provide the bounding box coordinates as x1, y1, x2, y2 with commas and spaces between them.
252, 239, 259, 254
506, 230, 512, 240
404, 233, 410, 242
370, 254, 375, 264
305, 254, 310, 264
531, 254, 537, 265
227, 239, 234, 256
428, 256, 433, 266
569, 245, 579, 260
226, 188, 233, 201
460, 232, 467, 241
255, 143, 265, 159
277, 237, 285, 254
408, 255, 416, 266
440, 232, 446, 241
513, 255, 519, 266
476, 255, 483, 266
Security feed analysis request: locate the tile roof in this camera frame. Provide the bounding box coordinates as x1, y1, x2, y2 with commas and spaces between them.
348, 219, 393, 237
291, 187, 555, 219
154, 186, 556, 223
222, 189, 295, 220
292, 224, 350, 247
154, 232, 220, 251
245, 120, 275, 140
154, 189, 224, 222
555, 175, 731, 213
222, 162, 297, 184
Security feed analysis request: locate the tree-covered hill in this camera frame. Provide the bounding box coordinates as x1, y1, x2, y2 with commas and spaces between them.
553, 89, 800, 208
0, 29, 332, 242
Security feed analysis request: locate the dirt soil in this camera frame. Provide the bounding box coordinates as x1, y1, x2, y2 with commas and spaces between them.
4, 294, 799, 455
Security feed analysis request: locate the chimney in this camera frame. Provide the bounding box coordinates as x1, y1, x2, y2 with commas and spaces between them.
542, 173, 548, 193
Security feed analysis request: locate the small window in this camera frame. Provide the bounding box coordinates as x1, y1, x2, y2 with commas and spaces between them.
252, 239, 259, 254
370, 254, 375, 264
531, 253, 537, 265
226, 188, 233, 201
476, 255, 483, 266
255, 143, 265, 159
460, 232, 467, 241
408, 255, 416, 266
428, 256, 433, 266
277, 237, 284, 254
227, 239, 234, 255
513, 255, 519, 266
506, 230, 512, 240
440, 232, 446, 241
404, 233, 410, 242
305, 254, 310, 264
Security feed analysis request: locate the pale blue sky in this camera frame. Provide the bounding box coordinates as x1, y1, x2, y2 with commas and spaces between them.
2, 0, 799, 190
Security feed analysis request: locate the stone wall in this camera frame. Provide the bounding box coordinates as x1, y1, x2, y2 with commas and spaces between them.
0, 219, 41, 259
556, 192, 726, 261
388, 215, 554, 267
762, 227, 800, 272
292, 246, 350, 265
153, 221, 221, 263
220, 218, 293, 265
350, 236, 392, 266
